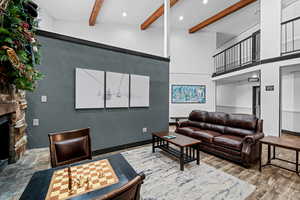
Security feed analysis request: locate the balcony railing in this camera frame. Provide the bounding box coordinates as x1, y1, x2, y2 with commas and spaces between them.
213, 31, 260, 76
281, 16, 300, 55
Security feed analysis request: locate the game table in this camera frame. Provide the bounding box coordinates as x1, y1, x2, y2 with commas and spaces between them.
20, 154, 138, 200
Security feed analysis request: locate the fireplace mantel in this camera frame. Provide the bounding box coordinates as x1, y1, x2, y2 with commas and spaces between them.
0, 103, 17, 117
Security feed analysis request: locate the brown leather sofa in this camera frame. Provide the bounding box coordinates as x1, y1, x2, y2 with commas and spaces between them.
175, 110, 264, 167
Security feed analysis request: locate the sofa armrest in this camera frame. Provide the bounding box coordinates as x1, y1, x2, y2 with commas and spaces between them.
243, 132, 264, 145
176, 120, 189, 128
241, 132, 264, 167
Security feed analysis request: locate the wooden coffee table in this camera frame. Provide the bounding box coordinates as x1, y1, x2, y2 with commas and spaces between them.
259, 136, 300, 175
152, 131, 201, 171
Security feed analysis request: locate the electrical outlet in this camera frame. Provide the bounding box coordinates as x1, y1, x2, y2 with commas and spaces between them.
33, 119, 39, 126
41, 95, 47, 103
142, 127, 147, 133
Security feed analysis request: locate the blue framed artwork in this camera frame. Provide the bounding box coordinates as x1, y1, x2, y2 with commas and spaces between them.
171, 85, 206, 104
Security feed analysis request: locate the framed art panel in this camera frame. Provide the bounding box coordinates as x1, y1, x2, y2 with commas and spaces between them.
106, 72, 129, 108
75, 68, 105, 109
171, 85, 206, 104
130, 74, 150, 107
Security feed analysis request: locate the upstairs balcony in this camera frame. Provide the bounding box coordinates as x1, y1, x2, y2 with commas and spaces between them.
213, 31, 260, 77
281, 16, 300, 55
213, 16, 300, 77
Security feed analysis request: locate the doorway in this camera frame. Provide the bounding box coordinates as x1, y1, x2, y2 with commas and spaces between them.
252, 86, 261, 118
280, 65, 300, 137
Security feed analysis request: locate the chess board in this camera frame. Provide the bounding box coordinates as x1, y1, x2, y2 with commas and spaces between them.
45, 159, 119, 200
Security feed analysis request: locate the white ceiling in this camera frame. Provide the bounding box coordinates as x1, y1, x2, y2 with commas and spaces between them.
35, 0, 298, 35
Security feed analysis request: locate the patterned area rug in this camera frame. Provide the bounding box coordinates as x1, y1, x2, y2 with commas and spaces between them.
122, 146, 255, 200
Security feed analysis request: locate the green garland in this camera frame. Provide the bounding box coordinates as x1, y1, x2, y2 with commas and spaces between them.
0, 0, 43, 91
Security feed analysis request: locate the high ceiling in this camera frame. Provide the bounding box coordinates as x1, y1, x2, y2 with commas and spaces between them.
35, 0, 297, 35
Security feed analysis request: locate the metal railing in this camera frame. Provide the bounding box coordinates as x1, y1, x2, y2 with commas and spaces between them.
213, 31, 260, 75
281, 16, 300, 55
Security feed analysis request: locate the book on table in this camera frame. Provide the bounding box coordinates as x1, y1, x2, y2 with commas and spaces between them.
163, 135, 176, 139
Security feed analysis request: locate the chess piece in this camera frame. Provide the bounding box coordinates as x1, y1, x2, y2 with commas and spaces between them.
68, 167, 72, 191
98, 171, 103, 178
68, 167, 75, 195
86, 177, 90, 190
79, 176, 84, 187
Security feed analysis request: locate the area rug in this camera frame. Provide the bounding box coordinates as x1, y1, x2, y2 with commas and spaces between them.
122, 146, 255, 200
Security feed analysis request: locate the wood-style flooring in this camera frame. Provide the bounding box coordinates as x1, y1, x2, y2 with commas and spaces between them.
169, 126, 300, 200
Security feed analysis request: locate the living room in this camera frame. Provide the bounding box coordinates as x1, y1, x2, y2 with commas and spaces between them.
1, 0, 300, 200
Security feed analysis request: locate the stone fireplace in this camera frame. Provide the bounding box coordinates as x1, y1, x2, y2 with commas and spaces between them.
0, 85, 27, 172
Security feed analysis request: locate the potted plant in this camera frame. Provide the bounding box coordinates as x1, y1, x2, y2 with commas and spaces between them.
0, 0, 43, 91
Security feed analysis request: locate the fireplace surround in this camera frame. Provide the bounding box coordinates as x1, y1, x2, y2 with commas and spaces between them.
0, 85, 27, 172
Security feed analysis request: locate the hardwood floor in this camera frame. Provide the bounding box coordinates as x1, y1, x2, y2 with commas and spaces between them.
169, 125, 300, 200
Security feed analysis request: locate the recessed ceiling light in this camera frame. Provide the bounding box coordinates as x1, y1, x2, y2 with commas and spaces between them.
122, 12, 127, 17
179, 16, 184, 21
203, 0, 208, 4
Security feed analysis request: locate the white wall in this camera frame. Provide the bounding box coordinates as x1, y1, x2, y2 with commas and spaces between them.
282, 0, 300, 22
261, 0, 281, 59
169, 30, 216, 120
38, 8, 55, 32
216, 80, 259, 114
52, 20, 164, 56
281, 70, 300, 132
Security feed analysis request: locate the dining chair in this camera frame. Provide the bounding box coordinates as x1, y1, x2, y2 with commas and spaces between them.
96, 172, 146, 200
48, 128, 92, 168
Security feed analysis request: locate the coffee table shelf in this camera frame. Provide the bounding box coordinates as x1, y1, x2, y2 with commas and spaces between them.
157, 144, 197, 164
152, 132, 201, 171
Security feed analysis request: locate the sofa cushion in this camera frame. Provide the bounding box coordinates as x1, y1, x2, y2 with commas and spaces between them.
224, 126, 256, 137
206, 112, 228, 125
176, 127, 202, 138
203, 123, 226, 134
213, 135, 243, 151
226, 114, 257, 131
193, 130, 222, 143
188, 121, 206, 129
189, 110, 208, 122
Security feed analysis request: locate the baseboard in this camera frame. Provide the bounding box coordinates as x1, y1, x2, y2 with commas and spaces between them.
92, 139, 152, 156
282, 129, 300, 137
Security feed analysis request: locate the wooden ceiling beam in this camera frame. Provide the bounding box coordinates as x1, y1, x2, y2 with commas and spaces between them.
141, 0, 179, 30
189, 0, 257, 33
89, 0, 104, 26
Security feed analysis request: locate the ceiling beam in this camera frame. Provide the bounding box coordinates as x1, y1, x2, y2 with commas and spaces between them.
89, 0, 104, 26
189, 0, 257, 33
141, 0, 179, 30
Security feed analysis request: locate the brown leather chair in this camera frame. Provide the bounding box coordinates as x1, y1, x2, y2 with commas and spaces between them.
96, 173, 145, 200
48, 128, 92, 168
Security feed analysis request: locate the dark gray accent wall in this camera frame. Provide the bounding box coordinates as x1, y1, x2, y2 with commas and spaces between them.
26, 34, 169, 150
